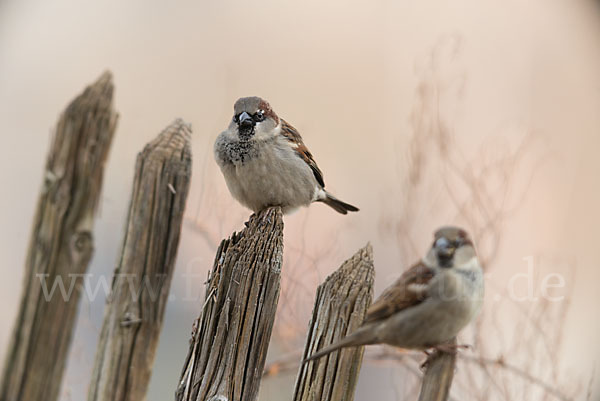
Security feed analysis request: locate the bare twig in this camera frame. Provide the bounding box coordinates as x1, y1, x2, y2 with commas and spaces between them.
460, 355, 572, 401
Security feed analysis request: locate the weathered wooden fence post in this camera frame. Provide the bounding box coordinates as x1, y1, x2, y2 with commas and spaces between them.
176, 207, 284, 401
418, 338, 457, 401
88, 119, 192, 401
293, 244, 374, 401
0, 71, 118, 401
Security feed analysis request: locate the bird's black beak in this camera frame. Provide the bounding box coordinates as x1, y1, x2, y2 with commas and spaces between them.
437, 246, 455, 268
238, 111, 254, 129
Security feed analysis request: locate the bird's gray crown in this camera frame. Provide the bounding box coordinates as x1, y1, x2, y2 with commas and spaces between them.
234, 96, 268, 114
434, 226, 471, 245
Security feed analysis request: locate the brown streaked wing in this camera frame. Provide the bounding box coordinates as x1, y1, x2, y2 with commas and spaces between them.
280, 119, 325, 187
363, 261, 435, 324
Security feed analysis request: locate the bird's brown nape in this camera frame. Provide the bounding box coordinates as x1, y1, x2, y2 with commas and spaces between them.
258, 98, 279, 124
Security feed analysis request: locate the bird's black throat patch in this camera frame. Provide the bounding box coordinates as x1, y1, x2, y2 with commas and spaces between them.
221, 139, 258, 165
238, 126, 255, 141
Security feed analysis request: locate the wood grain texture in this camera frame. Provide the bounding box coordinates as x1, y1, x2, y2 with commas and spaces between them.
293, 244, 374, 401
88, 119, 192, 401
176, 207, 284, 401
0, 71, 118, 401
418, 338, 457, 401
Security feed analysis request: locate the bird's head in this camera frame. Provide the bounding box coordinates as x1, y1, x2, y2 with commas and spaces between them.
231, 96, 280, 141
426, 226, 476, 269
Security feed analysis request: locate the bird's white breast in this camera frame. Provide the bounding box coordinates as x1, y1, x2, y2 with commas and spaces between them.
214, 132, 319, 213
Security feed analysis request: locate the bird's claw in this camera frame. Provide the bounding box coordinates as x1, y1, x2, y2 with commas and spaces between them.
434, 343, 471, 355
420, 344, 471, 369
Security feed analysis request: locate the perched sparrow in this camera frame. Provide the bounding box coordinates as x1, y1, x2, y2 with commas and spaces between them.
306, 226, 484, 361
214, 97, 359, 214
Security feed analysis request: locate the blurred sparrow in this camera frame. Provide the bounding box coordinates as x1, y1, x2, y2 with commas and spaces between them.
306, 226, 484, 361
214, 96, 359, 214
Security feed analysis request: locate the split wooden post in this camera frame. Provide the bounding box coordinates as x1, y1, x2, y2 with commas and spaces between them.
293, 244, 375, 401
0, 71, 118, 401
88, 119, 192, 401
418, 338, 457, 401
176, 207, 284, 401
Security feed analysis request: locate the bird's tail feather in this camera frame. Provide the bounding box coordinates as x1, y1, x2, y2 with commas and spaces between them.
303, 327, 375, 362
320, 192, 359, 215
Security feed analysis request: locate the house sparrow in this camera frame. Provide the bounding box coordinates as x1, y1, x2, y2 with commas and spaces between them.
214, 96, 359, 214
306, 226, 484, 361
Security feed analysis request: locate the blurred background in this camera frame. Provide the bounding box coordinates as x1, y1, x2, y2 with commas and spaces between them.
1, 0, 599, 400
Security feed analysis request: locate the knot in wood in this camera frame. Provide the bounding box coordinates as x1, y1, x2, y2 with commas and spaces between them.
43, 170, 59, 193
120, 311, 142, 327
72, 231, 92, 253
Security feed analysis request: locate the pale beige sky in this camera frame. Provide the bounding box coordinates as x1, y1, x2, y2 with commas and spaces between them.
1, 0, 599, 400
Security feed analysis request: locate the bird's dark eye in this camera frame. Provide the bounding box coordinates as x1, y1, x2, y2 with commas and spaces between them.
253, 110, 265, 122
